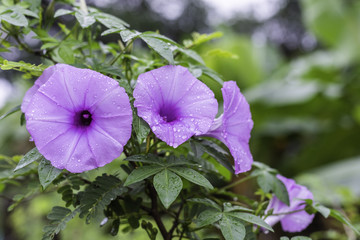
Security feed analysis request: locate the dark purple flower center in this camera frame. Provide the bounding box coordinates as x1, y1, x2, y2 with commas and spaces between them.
159, 105, 179, 123
75, 110, 93, 127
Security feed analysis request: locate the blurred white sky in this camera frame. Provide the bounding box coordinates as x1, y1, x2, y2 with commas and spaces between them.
202, 0, 284, 22
93, 0, 284, 22
0, 79, 12, 109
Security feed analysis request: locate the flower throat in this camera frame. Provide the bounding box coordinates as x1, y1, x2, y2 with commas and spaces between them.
76, 110, 92, 127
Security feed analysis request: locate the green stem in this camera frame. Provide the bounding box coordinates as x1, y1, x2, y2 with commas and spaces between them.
269, 208, 306, 216
109, 40, 134, 66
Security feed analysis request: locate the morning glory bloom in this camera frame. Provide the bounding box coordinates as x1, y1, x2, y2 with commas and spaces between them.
23, 64, 132, 173
133, 65, 218, 148
264, 175, 315, 232
199, 81, 253, 174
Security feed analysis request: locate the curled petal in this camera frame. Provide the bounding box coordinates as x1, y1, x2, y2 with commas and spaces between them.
264, 175, 315, 233
24, 64, 132, 173
134, 65, 218, 147
199, 81, 253, 173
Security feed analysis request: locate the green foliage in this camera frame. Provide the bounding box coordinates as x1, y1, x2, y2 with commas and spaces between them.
0, 105, 20, 121
219, 215, 246, 240
281, 237, 312, 240
169, 167, 213, 189
38, 158, 62, 189
42, 207, 79, 240
123, 165, 163, 186
14, 147, 42, 171
1, 1, 360, 239
132, 110, 151, 144
252, 162, 290, 205
0, 60, 46, 77
153, 169, 182, 209
79, 174, 127, 223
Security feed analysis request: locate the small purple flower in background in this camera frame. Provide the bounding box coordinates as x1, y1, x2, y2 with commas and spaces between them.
264, 175, 315, 232
23, 64, 132, 173
199, 81, 253, 173
133, 65, 218, 148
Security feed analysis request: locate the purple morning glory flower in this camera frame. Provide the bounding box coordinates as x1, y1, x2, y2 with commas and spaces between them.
199, 81, 253, 174
23, 64, 132, 173
133, 65, 218, 148
264, 175, 315, 232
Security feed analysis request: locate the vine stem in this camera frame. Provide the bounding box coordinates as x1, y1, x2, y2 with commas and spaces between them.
219, 174, 256, 191
148, 184, 169, 240
267, 208, 306, 216
109, 40, 134, 66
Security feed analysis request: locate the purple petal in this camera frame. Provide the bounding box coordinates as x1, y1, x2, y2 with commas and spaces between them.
280, 209, 315, 232
21, 64, 58, 112
86, 124, 124, 168
133, 65, 218, 147
264, 175, 314, 233
200, 81, 253, 173
90, 87, 133, 147
24, 64, 132, 173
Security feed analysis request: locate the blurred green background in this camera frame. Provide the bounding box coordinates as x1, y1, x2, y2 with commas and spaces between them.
1, 0, 360, 239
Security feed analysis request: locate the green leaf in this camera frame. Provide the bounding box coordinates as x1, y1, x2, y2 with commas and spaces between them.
2, 0, 14, 7
120, 29, 141, 42
226, 212, 273, 232
132, 111, 150, 144
58, 45, 74, 64
40, 42, 59, 50
0, 9, 28, 26
177, 48, 205, 65
193, 139, 233, 173
101, 28, 122, 36
257, 171, 274, 193
140, 36, 174, 64
199, 66, 224, 85
125, 154, 164, 166
153, 169, 182, 209
93, 12, 129, 28
74, 10, 95, 28
79, 174, 127, 223
38, 158, 62, 189
14, 147, 42, 171
124, 165, 164, 186
191, 31, 223, 47
273, 177, 290, 206
330, 209, 360, 235
219, 215, 246, 240
110, 219, 120, 236
42, 207, 79, 240
194, 209, 222, 227
169, 167, 213, 189
280, 237, 290, 240
256, 171, 289, 206
223, 202, 253, 213
0, 60, 46, 75
291, 237, 312, 240
312, 202, 330, 218
54, 9, 74, 18
0, 105, 20, 121
187, 198, 222, 211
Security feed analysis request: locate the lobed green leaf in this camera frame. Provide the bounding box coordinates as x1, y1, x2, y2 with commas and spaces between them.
219, 215, 246, 240
38, 158, 62, 189
14, 147, 42, 171
153, 169, 182, 209
124, 165, 164, 186
169, 167, 213, 189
